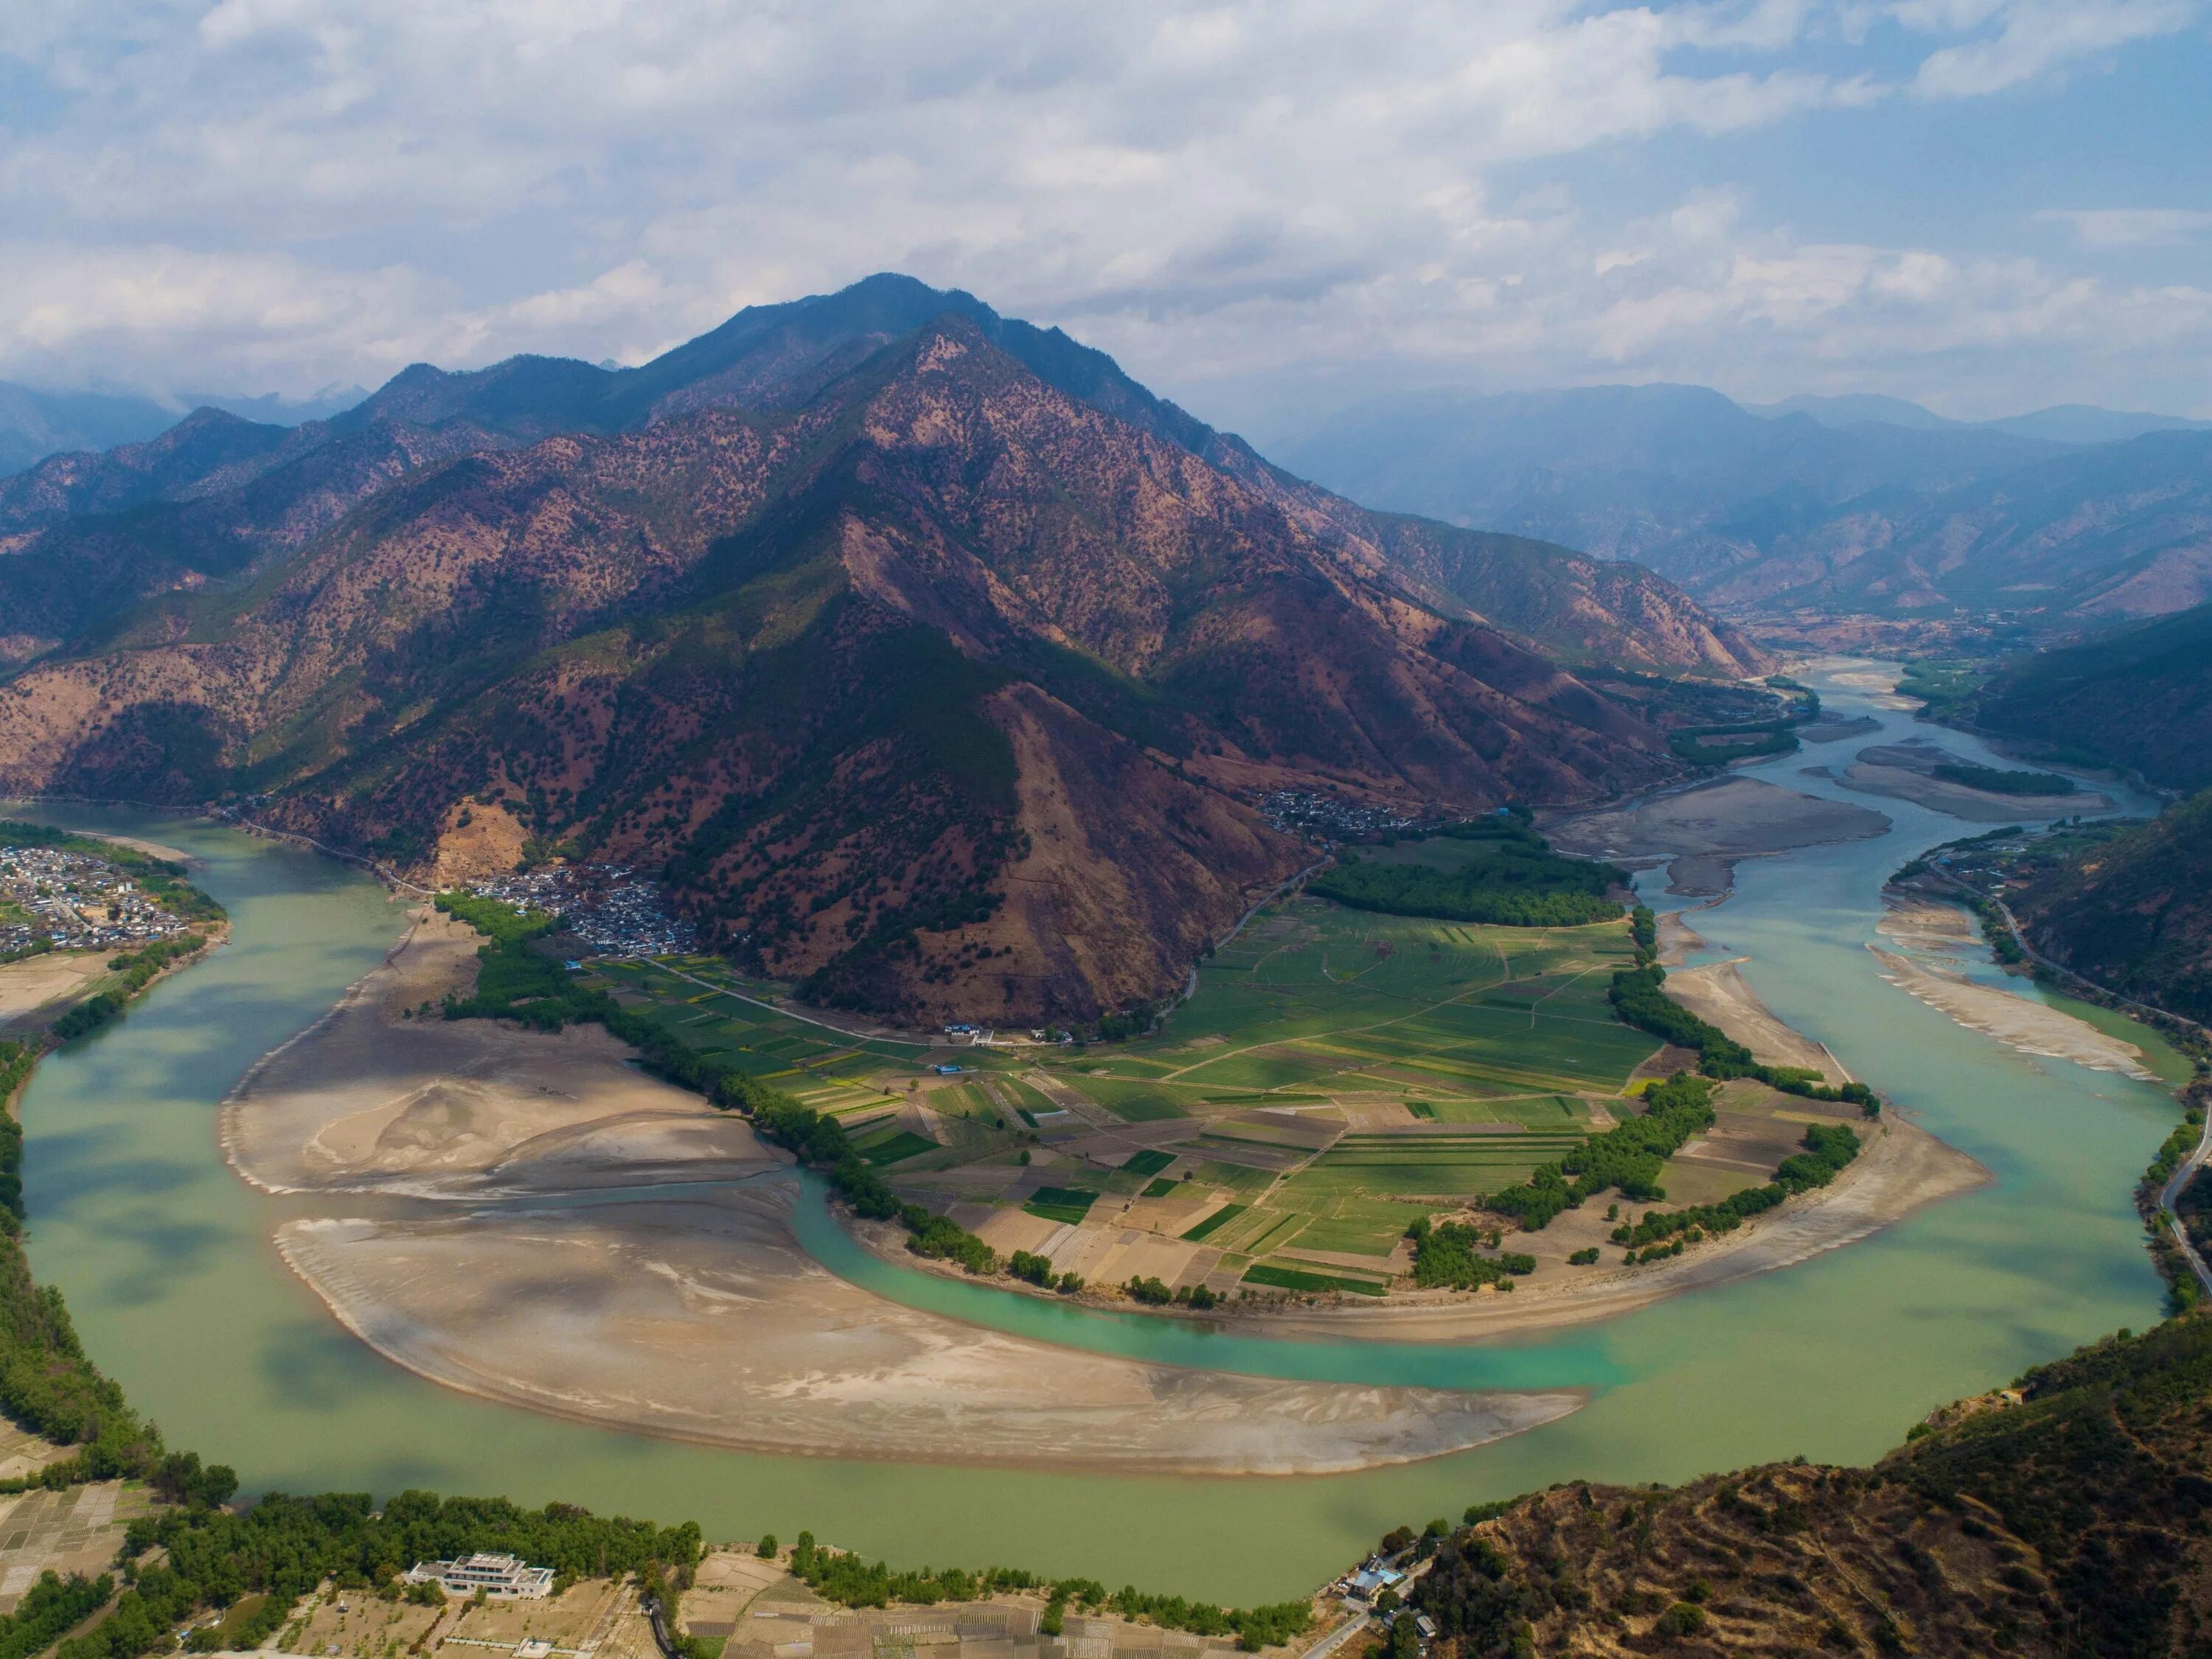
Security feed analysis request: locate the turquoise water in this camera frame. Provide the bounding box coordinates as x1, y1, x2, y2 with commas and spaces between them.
6, 664, 2180, 1602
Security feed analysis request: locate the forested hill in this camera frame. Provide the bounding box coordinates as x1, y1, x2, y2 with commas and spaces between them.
2013, 789, 2212, 1025
1975, 602, 2212, 793
1411, 1312, 2212, 1656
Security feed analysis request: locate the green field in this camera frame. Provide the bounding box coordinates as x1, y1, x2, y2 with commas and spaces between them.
1181, 1203, 1247, 1241
572, 889, 1667, 1299
1024, 1187, 1100, 1224
1242, 1262, 1388, 1296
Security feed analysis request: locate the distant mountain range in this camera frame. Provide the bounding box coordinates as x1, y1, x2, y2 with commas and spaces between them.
0, 275, 1762, 1023
0, 380, 366, 479
1269, 384, 2212, 629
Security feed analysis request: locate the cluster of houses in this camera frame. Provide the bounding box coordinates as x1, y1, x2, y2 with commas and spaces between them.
467, 865, 698, 959
0, 846, 189, 956
1257, 790, 1422, 841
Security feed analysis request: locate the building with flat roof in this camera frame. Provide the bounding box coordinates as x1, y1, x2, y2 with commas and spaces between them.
403, 1552, 555, 1599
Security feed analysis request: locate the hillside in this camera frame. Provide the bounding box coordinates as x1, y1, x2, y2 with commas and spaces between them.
1975, 602, 2212, 793
1269, 387, 2212, 630
1413, 1312, 2212, 1656
0, 313, 1726, 1024
0, 277, 1761, 683
2010, 790, 2212, 1025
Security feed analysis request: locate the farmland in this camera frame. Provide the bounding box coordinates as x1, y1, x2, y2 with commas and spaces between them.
577, 891, 1851, 1305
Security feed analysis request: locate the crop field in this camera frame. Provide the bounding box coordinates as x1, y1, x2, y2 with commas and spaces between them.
579, 888, 1678, 1299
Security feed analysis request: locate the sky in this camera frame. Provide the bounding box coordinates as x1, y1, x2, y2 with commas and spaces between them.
1, 0, 2208, 433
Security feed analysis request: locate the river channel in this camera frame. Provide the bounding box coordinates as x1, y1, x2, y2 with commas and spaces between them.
7, 661, 2183, 1604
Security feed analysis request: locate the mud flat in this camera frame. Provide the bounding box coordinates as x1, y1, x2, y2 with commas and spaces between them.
1548, 777, 1891, 897
1872, 898, 2157, 1079
234, 911, 1576, 1473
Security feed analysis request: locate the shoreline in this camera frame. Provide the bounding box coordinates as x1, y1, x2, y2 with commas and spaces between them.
847, 1101, 1986, 1343
223, 914, 1583, 1475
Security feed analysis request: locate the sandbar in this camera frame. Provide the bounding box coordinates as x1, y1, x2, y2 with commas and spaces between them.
1662, 959, 1851, 1079
1872, 897, 2156, 1079
0, 952, 105, 1032
230, 910, 1580, 1472
1547, 777, 1891, 897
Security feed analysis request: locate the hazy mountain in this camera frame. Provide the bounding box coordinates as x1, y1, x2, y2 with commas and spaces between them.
0, 282, 1761, 1023
1694, 430, 2212, 623
1747, 392, 1961, 430
1975, 602, 2212, 793
1979, 403, 2212, 445
0, 381, 180, 479
1271, 384, 2212, 626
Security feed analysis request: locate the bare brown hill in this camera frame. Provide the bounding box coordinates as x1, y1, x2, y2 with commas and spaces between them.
0, 282, 1760, 1022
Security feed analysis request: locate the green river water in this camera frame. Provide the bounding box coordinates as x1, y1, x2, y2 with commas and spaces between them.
7, 662, 2183, 1603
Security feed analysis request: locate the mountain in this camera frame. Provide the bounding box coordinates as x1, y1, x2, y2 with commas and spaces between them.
0, 290, 1756, 1023
1413, 1312, 2212, 1656
1693, 429, 2212, 623
1747, 391, 1961, 430
1265, 384, 2065, 590
1270, 386, 2212, 629
0, 381, 181, 479
1971, 603, 2212, 793
2011, 790, 2212, 1026
1980, 403, 2212, 445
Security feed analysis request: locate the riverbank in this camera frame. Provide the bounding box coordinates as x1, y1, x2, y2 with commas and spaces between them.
229, 911, 1579, 1473
1871, 896, 2161, 1079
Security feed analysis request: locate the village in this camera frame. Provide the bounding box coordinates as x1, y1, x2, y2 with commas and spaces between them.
189, 1539, 1419, 1659
0, 844, 192, 956
464, 866, 699, 959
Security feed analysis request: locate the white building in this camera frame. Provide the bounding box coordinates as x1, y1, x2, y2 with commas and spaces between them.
403, 1552, 556, 1599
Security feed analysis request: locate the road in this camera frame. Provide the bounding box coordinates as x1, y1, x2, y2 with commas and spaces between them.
1975, 889, 2212, 1297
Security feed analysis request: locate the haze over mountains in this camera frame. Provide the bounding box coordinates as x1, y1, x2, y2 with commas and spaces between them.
1270, 384, 2212, 630
0, 275, 1761, 1024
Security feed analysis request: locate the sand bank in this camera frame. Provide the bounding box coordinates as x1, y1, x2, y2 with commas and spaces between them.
0, 953, 105, 1031
1663, 959, 1851, 1079
1871, 897, 2156, 1079
279, 1183, 1576, 1474
233, 911, 1578, 1472
1548, 777, 1891, 897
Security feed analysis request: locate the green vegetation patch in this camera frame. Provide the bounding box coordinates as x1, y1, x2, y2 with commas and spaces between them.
852, 1129, 936, 1166
1241, 1262, 1387, 1296
1023, 1187, 1100, 1224
1310, 818, 1624, 927
1180, 1203, 1247, 1241
1121, 1149, 1177, 1177
1141, 1178, 1178, 1199
1930, 761, 2076, 796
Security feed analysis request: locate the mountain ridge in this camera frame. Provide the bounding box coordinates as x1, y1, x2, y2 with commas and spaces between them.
0, 304, 1745, 1022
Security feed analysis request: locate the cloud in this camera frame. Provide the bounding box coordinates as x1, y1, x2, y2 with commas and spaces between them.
0, 0, 2202, 421
1901, 0, 2196, 96
2037, 208, 2212, 248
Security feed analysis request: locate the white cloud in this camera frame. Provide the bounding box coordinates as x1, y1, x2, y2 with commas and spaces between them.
1903, 0, 2195, 96
0, 0, 2202, 421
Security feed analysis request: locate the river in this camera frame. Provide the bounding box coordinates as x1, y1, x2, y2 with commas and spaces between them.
6, 661, 2183, 1604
